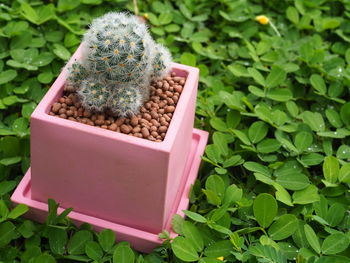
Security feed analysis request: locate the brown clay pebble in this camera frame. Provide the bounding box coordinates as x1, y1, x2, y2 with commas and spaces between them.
150, 111, 158, 119
83, 110, 91, 117
65, 98, 73, 105
159, 126, 168, 133
133, 126, 141, 133
165, 106, 175, 113
120, 124, 131, 134
141, 127, 150, 138
163, 82, 170, 90
51, 72, 186, 141
52, 103, 61, 113
58, 108, 66, 114
175, 86, 182, 93
95, 119, 104, 126
150, 119, 160, 127
130, 116, 139, 126
115, 118, 125, 126
143, 113, 151, 121
109, 123, 118, 131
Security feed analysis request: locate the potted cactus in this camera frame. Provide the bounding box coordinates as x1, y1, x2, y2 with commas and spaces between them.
66, 12, 172, 118
11, 12, 208, 252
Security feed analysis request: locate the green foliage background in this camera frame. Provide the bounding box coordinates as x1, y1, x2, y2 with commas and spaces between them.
0, 0, 349, 262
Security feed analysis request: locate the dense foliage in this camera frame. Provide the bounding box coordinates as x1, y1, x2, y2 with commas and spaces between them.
0, 0, 349, 262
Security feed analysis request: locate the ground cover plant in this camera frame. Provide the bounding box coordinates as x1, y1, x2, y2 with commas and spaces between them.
0, 0, 349, 262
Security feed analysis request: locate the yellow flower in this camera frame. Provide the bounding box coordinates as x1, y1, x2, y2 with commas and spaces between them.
143, 13, 149, 19
255, 15, 270, 25
217, 256, 224, 261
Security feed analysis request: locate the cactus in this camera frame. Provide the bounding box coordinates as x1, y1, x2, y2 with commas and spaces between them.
66, 61, 89, 91
66, 12, 172, 117
77, 80, 111, 112
108, 85, 142, 117
152, 44, 172, 80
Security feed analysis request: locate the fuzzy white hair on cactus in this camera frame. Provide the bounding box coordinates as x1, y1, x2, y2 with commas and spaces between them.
66, 12, 172, 117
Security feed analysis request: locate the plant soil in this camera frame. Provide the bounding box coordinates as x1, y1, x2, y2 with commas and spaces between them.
49, 72, 185, 142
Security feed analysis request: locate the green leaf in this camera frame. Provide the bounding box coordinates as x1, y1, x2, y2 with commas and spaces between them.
98, 229, 115, 252
204, 240, 233, 257
304, 224, 321, 254
273, 183, 293, 206
48, 227, 67, 255
244, 162, 271, 176
202, 189, 221, 206
53, 44, 71, 60
266, 88, 293, 101
248, 121, 268, 143
171, 214, 184, 234
231, 129, 251, 145
286, 6, 299, 24
300, 111, 325, 132
325, 109, 343, 128
223, 184, 242, 205
12, 117, 29, 137
20, 3, 39, 24
206, 175, 225, 198
257, 139, 281, 153
293, 185, 319, 204
336, 145, 350, 159
310, 74, 327, 94
171, 237, 199, 262
323, 156, 339, 184
210, 117, 227, 132
340, 102, 350, 126
223, 155, 243, 168
0, 70, 17, 84
213, 132, 228, 156
276, 173, 309, 191
112, 245, 134, 263
33, 254, 56, 263
0, 181, 17, 196
266, 66, 286, 89
67, 230, 93, 255
321, 233, 350, 255
300, 153, 324, 166
38, 71, 53, 84
326, 203, 345, 227
294, 131, 313, 152
22, 102, 37, 119
183, 210, 207, 223
339, 163, 350, 183
158, 13, 173, 25
85, 241, 103, 261
0, 221, 16, 246
8, 204, 28, 219
0, 156, 22, 166
253, 193, 277, 228
268, 214, 298, 240
182, 221, 204, 252
180, 53, 196, 66
248, 68, 265, 86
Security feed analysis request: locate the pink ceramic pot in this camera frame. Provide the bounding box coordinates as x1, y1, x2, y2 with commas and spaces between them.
30, 43, 200, 234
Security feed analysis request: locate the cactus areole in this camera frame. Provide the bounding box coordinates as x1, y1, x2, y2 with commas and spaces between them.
66, 12, 172, 117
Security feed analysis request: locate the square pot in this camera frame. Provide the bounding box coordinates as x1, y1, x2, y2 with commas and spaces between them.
29, 43, 201, 234
11, 128, 208, 253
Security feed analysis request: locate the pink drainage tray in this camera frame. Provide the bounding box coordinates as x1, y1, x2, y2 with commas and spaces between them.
11, 128, 208, 253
